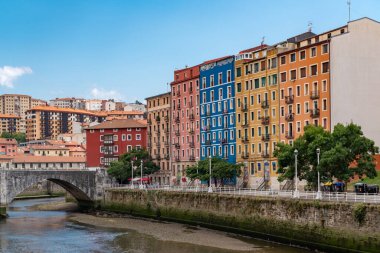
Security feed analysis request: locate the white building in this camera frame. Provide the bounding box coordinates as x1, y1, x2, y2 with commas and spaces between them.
124, 103, 146, 112
85, 100, 103, 111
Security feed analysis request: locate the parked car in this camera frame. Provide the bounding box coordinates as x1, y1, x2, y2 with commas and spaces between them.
354, 183, 379, 194
322, 181, 345, 192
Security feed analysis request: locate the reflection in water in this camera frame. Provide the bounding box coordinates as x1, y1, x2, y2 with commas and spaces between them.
0, 198, 310, 253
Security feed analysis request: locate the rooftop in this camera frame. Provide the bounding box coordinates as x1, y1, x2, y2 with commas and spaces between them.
27, 106, 107, 117
86, 119, 147, 130
0, 113, 21, 119
239, 44, 268, 54
11, 155, 86, 163
0, 138, 17, 145
202, 55, 233, 65
30, 145, 69, 150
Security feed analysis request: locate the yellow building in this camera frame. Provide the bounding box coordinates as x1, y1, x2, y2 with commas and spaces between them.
235, 45, 280, 189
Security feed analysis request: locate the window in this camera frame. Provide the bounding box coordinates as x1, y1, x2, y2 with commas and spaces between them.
254, 79, 259, 89
202, 77, 206, 89
280, 56, 286, 65
218, 72, 222, 84
322, 62, 329, 73
127, 134, 132, 140
322, 80, 327, 92
290, 53, 296, 62
296, 103, 301, 114
227, 70, 231, 82
122, 134, 126, 141
280, 72, 287, 82
322, 44, 329, 54
310, 47, 317, 57
210, 75, 214, 87
237, 83, 241, 92
300, 67, 306, 78
296, 85, 301, 96
322, 99, 327, 111
100, 135, 104, 141
310, 65, 317, 76
300, 50, 306, 60
113, 145, 118, 153
113, 135, 118, 141
136, 134, 141, 140
305, 102, 309, 113
290, 70, 296, 80
236, 67, 241, 77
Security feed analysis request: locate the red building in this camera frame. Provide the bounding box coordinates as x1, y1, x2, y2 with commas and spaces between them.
85, 119, 147, 167
0, 138, 17, 156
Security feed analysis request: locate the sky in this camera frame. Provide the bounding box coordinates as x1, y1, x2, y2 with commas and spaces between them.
0, 0, 379, 103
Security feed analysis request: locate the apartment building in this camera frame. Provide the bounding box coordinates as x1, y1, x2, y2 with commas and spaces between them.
146, 92, 171, 185
49, 97, 86, 110
124, 103, 146, 112
0, 138, 17, 156
25, 106, 106, 141
234, 44, 280, 188
85, 119, 147, 167
170, 65, 200, 184
199, 56, 236, 168
85, 99, 103, 111
0, 94, 32, 132
0, 114, 21, 134
31, 99, 48, 108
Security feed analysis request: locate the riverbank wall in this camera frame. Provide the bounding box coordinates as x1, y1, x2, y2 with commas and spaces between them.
101, 189, 380, 253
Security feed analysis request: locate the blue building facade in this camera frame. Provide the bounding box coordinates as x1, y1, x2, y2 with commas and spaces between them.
199, 56, 236, 164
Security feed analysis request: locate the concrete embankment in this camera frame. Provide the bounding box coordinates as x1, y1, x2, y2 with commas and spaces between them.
100, 189, 380, 253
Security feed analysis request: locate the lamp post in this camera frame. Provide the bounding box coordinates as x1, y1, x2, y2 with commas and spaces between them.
195, 157, 199, 192
130, 160, 134, 189
293, 149, 300, 198
139, 159, 144, 189
208, 156, 213, 193
316, 148, 322, 199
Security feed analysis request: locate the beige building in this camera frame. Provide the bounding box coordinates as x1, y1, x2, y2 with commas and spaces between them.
0, 114, 21, 134
29, 145, 70, 156
146, 92, 171, 185
0, 94, 32, 132
31, 99, 48, 108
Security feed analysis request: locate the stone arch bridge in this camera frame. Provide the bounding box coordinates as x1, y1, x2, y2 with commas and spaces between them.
0, 168, 110, 216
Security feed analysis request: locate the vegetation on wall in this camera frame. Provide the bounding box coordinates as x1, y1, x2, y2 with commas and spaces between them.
274, 123, 378, 189
107, 148, 159, 183
1, 132, 26, 143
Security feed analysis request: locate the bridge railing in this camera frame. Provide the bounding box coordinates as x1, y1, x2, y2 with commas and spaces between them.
105, 184, 380, 204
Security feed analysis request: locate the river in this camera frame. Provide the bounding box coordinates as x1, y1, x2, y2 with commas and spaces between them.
0, 198, 311, 253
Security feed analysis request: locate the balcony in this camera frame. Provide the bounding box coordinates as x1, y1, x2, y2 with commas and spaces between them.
241, 104, 248, 112
242, 136, 249, 143
164, 141, 170, 147
285, 95, 294, 104
177, 104, 181, 110
156, 116, 161, 122
189, 102, 194, 108
285, 113, 294, 122
310, 108, 320, 118
261, 151, 270, 158
174, 143, 180, 149
189, 114, 195, 121
148, 119, 152, 125
285, 131, 294, 139
189, 141, 195, 148
204, 125, 210, 131
241, 121, 249, 128
261, 100, 269, 109
205, 140, 211, 145
189, 88, 193, 94
223, 109, 228, 114
175, 156, 180, 162
261, 116, 270, 125
223, 124, 228, 129
261, 134, 270, 141
206, 111, 211, 117
165, 154, 170, 160
175, 130, 180, 136
189, 155, 195, 161
188, 129, 194, 135
310, 90, 320, 100
164, 116, 169, 122
156, 154, 161, 160
156, 142, 161, 148
241, 152, 249, 159
221, 138, 228, 145
177, 91, 181, 97
165, 128, 170, 134
175, 117, 180, 123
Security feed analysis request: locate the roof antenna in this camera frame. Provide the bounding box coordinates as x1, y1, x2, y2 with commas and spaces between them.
261, 36, 265, 46
308, 21, 313, 32
347, 0, 351, 22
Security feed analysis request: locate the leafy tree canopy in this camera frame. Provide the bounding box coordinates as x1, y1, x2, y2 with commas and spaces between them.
108, 148, 159, 183
274, 123, 378, 188
1, 132, 26, 143
186, 157, 243, 186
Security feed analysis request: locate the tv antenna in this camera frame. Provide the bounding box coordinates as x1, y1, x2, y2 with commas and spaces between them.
261, 36, 265, 46
347, 0, 351, 22
308, 21, 313, 32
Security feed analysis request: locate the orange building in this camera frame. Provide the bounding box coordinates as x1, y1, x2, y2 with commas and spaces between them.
278, 27, 347, 144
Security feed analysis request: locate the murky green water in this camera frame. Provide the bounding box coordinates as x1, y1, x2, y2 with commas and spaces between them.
0, 198, 311, 253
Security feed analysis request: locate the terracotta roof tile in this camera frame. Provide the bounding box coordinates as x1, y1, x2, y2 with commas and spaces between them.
11, 155, 86, 163
86, 119, 147, 130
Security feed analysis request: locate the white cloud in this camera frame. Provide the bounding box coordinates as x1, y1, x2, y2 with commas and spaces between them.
0, 66, 33, 88
90, 87, 124, 100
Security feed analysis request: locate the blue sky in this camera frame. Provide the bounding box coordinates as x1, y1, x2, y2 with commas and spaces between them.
0, 0, 379, 103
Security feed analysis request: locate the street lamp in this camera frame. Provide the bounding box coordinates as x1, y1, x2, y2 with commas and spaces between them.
316, 148, 322, 199
208, 156, 213, 193
293, 149, 300, 198
195, 157, 200, 192
139, 159, 144, 189
130, 160, 134, 189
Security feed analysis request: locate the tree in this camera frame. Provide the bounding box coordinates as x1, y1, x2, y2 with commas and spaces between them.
274, 123, 378, 189
107, 148, 159, 184
186, 157, 242, 186
1, 132, 26, 143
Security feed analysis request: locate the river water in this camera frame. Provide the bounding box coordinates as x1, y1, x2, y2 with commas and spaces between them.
0, 198, 310, 253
